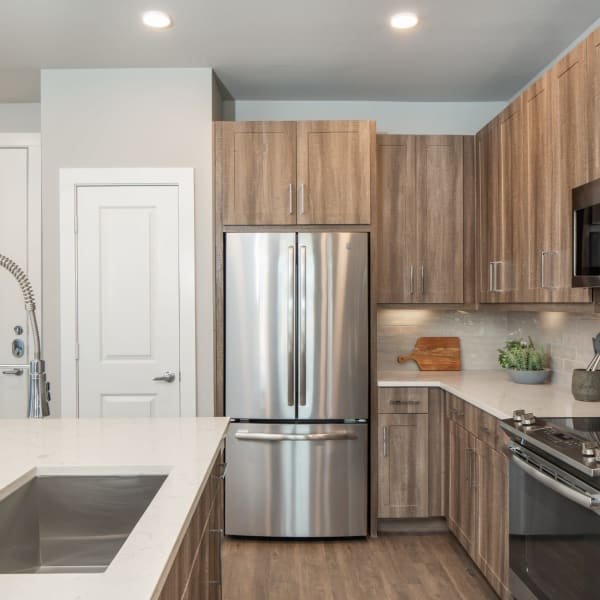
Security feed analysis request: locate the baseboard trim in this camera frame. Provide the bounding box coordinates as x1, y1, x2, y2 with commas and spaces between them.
377, 517, 448, 534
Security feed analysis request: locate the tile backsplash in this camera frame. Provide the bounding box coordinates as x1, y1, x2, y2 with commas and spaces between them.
378, 308, 600, 388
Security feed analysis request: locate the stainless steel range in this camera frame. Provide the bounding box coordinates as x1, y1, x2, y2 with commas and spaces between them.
501, 411, 600, 600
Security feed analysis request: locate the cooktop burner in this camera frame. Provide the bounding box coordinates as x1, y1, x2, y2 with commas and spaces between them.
501, 412, 600, 478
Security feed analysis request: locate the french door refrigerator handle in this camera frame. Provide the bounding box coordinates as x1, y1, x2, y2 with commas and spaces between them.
287, 245, 296, 407
299, 244, 307, 407
235, 431, 358, 442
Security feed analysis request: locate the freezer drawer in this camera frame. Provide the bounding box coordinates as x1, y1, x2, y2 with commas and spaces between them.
225, 422, 368, 538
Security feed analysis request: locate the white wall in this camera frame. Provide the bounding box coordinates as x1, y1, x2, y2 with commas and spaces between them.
226, 100, 507, 135
0, 103, 40, 132
41, 68, 215, 416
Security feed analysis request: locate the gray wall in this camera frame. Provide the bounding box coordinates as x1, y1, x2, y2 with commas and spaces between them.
41, 68, 215, 416
225, 100, 507, 134
0, 103, 40, 132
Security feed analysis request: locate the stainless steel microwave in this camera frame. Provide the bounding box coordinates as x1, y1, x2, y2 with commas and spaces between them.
573, 178, 600, 287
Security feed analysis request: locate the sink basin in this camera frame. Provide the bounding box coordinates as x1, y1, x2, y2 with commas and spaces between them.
0, 474, 166, 574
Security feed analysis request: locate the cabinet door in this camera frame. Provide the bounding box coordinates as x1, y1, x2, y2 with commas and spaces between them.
448, 421, 476, 556
221, 121, 297, 225
550, 42, 592, 302
378, 413, 428, 518
590, 30, 600, 181
476, 439, 509, 599
415, 136, 464, 303
297, 120, 371, 224
477, 120, 507, 303
523, 74, 553, 302
376, 135, 416, 303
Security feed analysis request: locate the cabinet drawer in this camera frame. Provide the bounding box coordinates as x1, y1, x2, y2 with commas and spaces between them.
378, 388, 428, 414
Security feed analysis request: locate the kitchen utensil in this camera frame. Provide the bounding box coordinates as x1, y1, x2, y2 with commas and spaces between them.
397, 337, 461, 371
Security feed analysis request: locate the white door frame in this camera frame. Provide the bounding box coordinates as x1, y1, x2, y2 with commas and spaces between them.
0, 134, 42, 363
59, 168, 196, 418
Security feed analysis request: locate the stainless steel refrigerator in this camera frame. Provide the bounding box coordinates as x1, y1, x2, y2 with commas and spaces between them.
225, 232, 369, 538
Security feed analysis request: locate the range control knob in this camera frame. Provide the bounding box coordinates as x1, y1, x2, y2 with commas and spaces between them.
582, 441, 599, 457
513, 410, 525, 422
522, 413, 536, 425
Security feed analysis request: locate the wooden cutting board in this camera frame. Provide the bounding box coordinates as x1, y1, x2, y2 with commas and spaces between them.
397, 337, 461, 371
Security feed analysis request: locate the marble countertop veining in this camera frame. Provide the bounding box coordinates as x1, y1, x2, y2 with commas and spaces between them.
0, 416, 229, 600
378, 370, 600, 420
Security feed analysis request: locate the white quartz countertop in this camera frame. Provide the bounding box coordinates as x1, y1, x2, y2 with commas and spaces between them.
378, 370, 600, 420
0, 417, 229, 600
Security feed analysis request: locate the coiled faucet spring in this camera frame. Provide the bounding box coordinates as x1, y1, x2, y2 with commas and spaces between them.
0, 253, 50, 417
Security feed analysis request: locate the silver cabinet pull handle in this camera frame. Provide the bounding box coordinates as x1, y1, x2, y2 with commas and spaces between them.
287, 245, 296, 407
299, 245, 307, 407
152, 371, 175, 383
420, 264, 425, 296
390, 399, 421, 404
465, 447, 470, 485
288, 183, 294, 214
235, 431, 358, 442
489, 261, 494, 292
470, 448, 478, 488
541, 250, 558, 289
2, 368, 23, 376
299, 184, 305, 215
383, 426, 388, 457
409, 265, 414, 296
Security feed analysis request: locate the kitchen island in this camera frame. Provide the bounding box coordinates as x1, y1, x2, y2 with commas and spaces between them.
0, 417, 229, 600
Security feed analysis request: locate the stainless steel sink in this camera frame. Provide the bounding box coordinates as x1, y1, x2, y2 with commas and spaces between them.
0, 474, 166, 574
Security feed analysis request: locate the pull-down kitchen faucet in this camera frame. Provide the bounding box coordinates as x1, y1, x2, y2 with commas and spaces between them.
0, 254, 50, 417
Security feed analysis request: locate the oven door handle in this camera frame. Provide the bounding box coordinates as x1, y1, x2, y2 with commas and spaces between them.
509, 445, 600, 512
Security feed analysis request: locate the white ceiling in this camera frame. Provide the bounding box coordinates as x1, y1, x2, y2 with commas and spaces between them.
1, 0, 599, 103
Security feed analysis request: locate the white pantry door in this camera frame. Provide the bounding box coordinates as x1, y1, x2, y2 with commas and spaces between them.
0, 137, 41, 418
76, 185, 181, 417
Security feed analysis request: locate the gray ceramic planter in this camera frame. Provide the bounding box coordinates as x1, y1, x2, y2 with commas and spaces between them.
507, 369, 549, 385
572, 369, 600, 402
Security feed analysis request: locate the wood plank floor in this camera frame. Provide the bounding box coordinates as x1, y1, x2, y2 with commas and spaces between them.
223, 533, 498, 600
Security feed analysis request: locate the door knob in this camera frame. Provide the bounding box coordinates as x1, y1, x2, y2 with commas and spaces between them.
153, 371, 176, 383
2, 368, 24, 376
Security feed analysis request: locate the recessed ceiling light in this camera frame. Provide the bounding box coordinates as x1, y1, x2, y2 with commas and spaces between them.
390, 12, 419, 30
142, 10, 173, 29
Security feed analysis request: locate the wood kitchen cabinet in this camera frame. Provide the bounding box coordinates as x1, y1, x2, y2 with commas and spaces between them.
549, 41, 592, 303
447, 420, 477, 555
377, 388, 429, 518
478, 103, 521, 304
475, 439, 510, 600
590, 30, 600, 181
296, 120, 372, 224
158, 450, 225, 600
377, 135, 472, 304
217, 120, 373, 225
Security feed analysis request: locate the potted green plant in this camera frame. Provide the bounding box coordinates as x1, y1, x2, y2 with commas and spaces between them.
498, 337, 549, 384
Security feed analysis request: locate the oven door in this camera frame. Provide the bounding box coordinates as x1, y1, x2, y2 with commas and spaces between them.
508, 444, 600, 600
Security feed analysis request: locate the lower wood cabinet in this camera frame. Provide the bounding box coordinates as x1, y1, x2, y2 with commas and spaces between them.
158, 448, 225, 600
377, 389, 509, 598
475, 439, 509, 599
378, 412, 429, 517
447, 420, 477, 555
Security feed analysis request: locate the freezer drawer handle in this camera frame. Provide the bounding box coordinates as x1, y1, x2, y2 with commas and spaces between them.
235, 431, 358, 442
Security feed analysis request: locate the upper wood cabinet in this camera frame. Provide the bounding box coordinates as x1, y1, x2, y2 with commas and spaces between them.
377, 135, 472, 304
477, 34, 595, 306
549, 41, 592, 302
217, 120, 373, 226
297, 121, 372, 224
220, 121, 297, 225
590, 30, 600, 181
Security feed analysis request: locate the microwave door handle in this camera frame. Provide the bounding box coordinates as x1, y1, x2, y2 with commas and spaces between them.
509, 451, 600, 512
